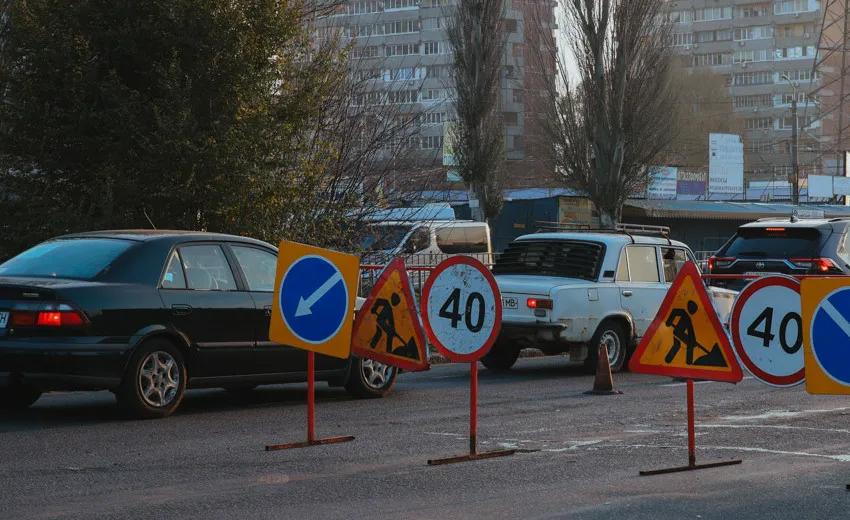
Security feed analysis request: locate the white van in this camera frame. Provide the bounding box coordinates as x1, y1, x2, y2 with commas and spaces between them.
357, 220, 493, 265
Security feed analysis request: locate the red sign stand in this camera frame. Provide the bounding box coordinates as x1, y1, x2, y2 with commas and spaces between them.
427, 362, 515, 465
639, 379, 741, 475
265, 352, 355, 451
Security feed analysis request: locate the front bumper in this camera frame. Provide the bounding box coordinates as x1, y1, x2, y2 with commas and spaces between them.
0, 339, 130, 390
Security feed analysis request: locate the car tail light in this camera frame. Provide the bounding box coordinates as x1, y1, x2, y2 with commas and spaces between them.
9, 302, 88, 328
790, 258, 841, 273
527, 298, 553, 310
708, 257, 734, 272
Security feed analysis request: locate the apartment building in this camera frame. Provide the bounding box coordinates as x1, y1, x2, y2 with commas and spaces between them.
669, 0, 825, 182
317, 0, 557, 192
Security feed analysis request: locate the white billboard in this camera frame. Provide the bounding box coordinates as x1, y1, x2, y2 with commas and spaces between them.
808, 174, 834, 198
709, 133, 744, 195
647, 166, 677, 200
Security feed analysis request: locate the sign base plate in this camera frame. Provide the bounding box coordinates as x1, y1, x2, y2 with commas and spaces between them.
639, 459, 742, 476
427, 449, 516, 466
265, 436, 355, 451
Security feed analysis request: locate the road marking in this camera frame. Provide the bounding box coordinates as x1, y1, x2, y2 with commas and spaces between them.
720, 406, 850, 422
619, 444, 850, 462
820, 300, 850, 339
697, 424, 850, 434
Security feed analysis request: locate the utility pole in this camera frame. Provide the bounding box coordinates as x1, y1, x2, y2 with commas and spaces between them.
783, 74, 800, 205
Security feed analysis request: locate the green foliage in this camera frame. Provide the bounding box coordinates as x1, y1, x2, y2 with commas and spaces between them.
0, 0, 348, 255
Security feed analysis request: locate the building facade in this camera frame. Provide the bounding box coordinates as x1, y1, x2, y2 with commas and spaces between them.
669, 0, 825, 184
317, 0, 557, 194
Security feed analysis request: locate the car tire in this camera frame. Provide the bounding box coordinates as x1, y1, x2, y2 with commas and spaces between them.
118, 339, 187, 419
480, 341, 520, 370
584, 321, 628, 374
344, 357, 396, 399
0, 384, 42, 411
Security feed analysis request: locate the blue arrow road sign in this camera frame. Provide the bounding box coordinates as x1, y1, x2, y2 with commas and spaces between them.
811, 287, 850, 385
279, 255, 349, 344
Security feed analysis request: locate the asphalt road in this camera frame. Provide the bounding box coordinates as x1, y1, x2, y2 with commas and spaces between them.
3, 357, 850, 520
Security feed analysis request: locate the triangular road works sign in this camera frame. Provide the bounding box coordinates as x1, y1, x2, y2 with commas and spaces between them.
352, 258, 430, 372
629, 261, 742, 383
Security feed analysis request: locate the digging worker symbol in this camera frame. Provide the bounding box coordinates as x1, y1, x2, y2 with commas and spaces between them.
369, 292, 420, 361
663, 300, 728, 368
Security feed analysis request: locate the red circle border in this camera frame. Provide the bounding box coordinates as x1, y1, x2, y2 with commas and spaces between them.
730, 275, 805, 387
421, 256, 503, 363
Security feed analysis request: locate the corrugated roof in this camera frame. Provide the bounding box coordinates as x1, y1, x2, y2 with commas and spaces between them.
624, 200, 850, 220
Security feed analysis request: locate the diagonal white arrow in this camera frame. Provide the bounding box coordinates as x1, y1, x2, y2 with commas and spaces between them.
294, 271, 344, 317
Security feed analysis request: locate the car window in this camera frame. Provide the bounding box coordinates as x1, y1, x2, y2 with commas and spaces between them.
626, 246, 660, 283
722, 227, 821, 259
0, 238, 133, 279
179, 245, 237, 291
616, 250, 629, 281
232, 246, 277, 292
661, 248, 689, 283
161, 251, 187, 289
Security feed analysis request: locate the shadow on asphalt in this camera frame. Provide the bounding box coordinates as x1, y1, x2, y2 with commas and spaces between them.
1, 359, 594, 429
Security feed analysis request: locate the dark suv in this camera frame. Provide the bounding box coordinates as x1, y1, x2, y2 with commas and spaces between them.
708, 218, 850, 289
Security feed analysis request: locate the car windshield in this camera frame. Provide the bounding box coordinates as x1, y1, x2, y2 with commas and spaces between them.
357, 225, 412, 251
723, 227, 822, 259
0, 238, 134, 279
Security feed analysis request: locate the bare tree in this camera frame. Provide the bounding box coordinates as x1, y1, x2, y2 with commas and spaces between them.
527, 0, 677, 228
445, 0, 508, 221
663, 63, 745, 170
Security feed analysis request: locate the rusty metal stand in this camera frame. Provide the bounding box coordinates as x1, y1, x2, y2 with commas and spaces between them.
640, 379, 742, 476
427, 362, 516, 465
265, 352, 355, 451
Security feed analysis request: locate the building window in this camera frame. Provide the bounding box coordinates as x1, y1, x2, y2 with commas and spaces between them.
694, 6, 732, 21
387, 90, 419, 104
426, 65, 449, 78
504, 112, 518, 125
669, 10, 695, 23
385, 43, 419, 56
505, 19, 518, 32
423, 41, 442, 55
775, 0, 812, 15
775, 46, 816, 59
734, 26, 774, 41
421, 135, 444, 149
352, 46, 381, 59
512, 89, 523, 103
422, 17, 443, 30
696, 29, 731, 42
383, 20, 420, 34
734, 94, 773, 108
733, 71, 774, 85
746, 117, 774, 130
383, 0, 418, 10
737, 4, 771, 18
733, 49, 773, 63
693, 53, 731, 67
671, 33, 693, 46
347, 1, 383, 15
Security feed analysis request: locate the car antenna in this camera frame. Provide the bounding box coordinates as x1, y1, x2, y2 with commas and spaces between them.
143, 210, 158, 230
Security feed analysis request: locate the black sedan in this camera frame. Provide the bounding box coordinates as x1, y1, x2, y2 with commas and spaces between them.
0, 231, 396, 418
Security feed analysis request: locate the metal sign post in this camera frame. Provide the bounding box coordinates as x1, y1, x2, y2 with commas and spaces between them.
421, 256, 515, 465
265, 241, 358, 451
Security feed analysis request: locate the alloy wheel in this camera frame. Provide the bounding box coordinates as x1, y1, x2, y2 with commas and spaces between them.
138, 351, 181, 408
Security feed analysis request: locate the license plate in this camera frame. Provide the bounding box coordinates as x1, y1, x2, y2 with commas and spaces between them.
502, 297, 519, 310
0, 312, 8, 328
744, 272, 781, 277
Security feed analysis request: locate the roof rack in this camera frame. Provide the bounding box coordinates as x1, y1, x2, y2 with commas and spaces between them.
535, 221, 670, 238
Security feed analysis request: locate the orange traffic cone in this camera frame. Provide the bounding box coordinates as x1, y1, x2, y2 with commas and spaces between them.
584, 344, 623, 395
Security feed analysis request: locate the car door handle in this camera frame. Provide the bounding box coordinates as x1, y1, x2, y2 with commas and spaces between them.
622, 291, 633, 297
171, 304, 193, 316
264, 305, 273, 316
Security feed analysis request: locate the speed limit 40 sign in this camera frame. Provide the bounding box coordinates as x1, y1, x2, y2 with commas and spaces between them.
730, 275, 805, 387
421, 256, 502, 363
